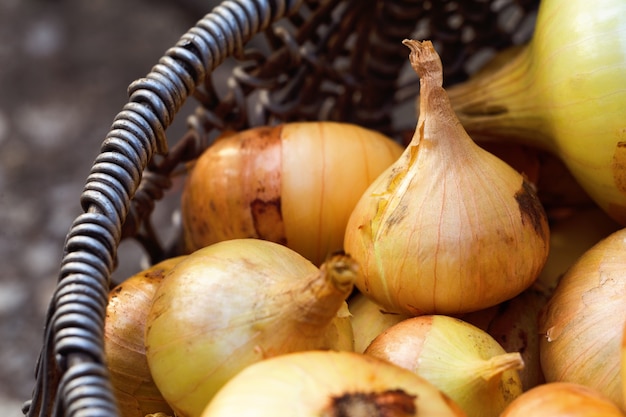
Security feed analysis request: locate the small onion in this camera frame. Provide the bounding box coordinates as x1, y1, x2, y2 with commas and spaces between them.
200, 350, 467, 417
104, 256, 186, 417
364, 315, 524, 417
181, 121, 403, 266
145, 239, 358, 417
539, 227, 626, 408
500, 382, 626, 417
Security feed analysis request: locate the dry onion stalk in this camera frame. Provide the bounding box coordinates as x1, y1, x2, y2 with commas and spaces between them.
144, 239, 358, 417
364, 315, 524, 417
344, 39, 550, 316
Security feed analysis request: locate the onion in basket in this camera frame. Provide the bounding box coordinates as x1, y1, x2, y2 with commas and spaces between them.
200, 350, 467, 417
105, 256, 186, 417
144, 239, 357, 417
180, 121, 403, 266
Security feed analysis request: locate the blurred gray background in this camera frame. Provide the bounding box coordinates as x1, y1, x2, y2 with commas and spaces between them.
0, 1, 220, 415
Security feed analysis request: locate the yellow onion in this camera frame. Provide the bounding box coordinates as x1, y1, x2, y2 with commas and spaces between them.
364, 315, 524, 417
348, 292, 410, 353
539, 227, 626, 408
104, 256, 186, 417
500, 382, 626, 417
200, 350, 467, 417
462, 288, 549, 391
446, 0, 626, 224
344, 39, 550, 316
144, 239, 357, 417
181, 121, 403, 266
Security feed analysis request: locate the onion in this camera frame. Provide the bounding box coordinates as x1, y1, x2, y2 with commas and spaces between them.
104, 256, 185, 417
364, 315, 524, 417
500, 382, 626, 417
539, 227, 626, 408
344, 39, 550, 316
200, 350, 467, 417
348, 292, 409, 353
446, 0, 626, 224
181, 121, 403, 266
144, 239, 357, 417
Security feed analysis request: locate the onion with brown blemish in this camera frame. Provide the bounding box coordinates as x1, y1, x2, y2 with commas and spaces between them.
344, 40, 550, 316
181, 121, 403, 266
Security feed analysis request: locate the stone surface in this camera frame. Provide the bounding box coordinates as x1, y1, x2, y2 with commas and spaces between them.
0, 0, 217, 413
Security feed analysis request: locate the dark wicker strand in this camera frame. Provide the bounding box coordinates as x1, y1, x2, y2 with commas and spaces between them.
25, 2, 304, 417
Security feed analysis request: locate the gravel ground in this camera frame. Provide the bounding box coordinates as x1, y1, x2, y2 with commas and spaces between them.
0, 1, 219, 415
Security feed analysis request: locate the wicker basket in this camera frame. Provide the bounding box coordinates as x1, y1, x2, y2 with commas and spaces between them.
23, 1, 540, 416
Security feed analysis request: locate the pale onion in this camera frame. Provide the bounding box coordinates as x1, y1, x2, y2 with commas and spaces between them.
534, 207, 621, 294
500, 382, 626, 417
539, 227, 626, 408
344, 39, 550, 316
200, 350, 467, 417
446, 0, 626, 225
462, 288, 549, 391
348, 292, 409, 353
104, 256, 186, 417
144, 239, 357, 417
364, 315, 524, 417
181, 121, 403, 266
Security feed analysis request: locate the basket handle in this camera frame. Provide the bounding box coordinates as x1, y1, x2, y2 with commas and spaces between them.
24, 1, 304, 417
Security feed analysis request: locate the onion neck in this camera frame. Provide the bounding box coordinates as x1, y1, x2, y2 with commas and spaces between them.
475, 352, 524, 382
292, 254, 357, 331
445, 45, 554, 152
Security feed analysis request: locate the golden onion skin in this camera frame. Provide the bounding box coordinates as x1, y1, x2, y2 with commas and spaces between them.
104, 256, 186, 417
181, 121, 404, 266
539, 227, 626, 409
201, 350, 467, 417
344, 40, 550, 316
144, 239, 357, 417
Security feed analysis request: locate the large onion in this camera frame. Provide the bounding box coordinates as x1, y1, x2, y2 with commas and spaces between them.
144, 239, 357, 417
181, 121, 403, 266
200, 350, 467, 417
539, 227, 626, 408
344, 40, 549, 316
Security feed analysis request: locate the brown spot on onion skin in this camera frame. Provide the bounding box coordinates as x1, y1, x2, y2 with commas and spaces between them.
611, 141, 626, 194
514, 179, 548, 240
323, 390, 417, 417
250, 197, 287, 244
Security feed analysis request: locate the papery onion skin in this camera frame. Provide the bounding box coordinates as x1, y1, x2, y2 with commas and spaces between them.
200, 350, 467, 417
446, 0, 626, 225
364, 315, 524, 417
105, 257, 186, 417
145, 239, 357, 417
539, 227, 626, 408
344, 40, 550, 316
500, 382, 626, 417
181, 121, 404, 266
